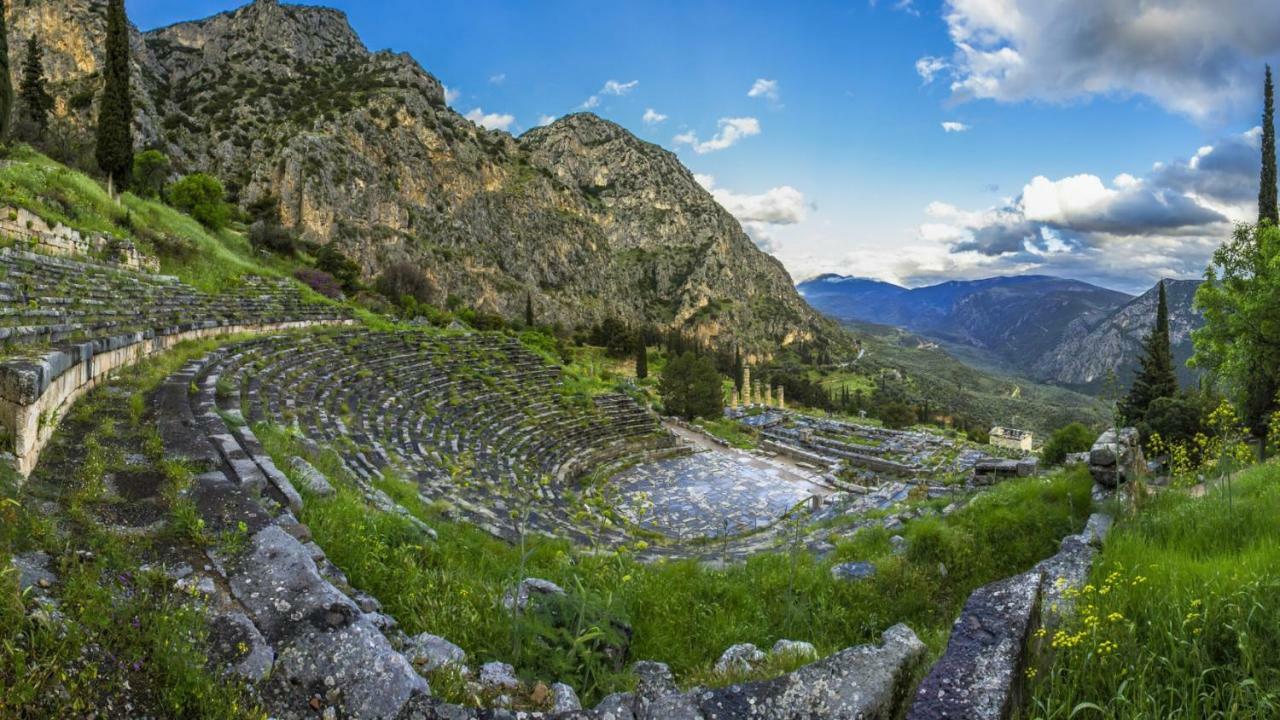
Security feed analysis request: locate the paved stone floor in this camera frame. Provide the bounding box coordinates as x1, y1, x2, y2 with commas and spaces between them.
614, 449, 819, 539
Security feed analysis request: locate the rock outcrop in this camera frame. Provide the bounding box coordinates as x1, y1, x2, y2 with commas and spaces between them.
9, 0, 842, 355
1088, 428, 1144, 488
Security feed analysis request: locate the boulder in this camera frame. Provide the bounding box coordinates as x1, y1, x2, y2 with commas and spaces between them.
551, 682, 582, 713
479, 661, 520, 692
502, 577, 566, 611
770, 639, 818, 661
830, 561, 876, 582
1088, 428, 1144, 488
404, 633, 467, 674
714, 644, 766, 675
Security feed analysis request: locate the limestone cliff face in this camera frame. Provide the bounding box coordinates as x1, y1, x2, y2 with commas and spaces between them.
10, 0, 840, 354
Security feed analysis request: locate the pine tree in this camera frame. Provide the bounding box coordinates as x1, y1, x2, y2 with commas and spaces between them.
1123, 281, 1179, 423
524, 293, 534, 327
635, 335, 648, 380
0, 0, 14, 141
1261, 65, 1278, 225
18, 35, 54, 139
96, 0, 134, 190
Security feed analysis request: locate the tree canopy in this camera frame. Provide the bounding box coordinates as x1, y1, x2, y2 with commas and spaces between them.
659, 352, 723, 421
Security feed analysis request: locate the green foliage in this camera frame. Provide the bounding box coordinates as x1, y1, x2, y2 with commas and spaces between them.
131, 149, 171, 199
635, 339, 649, 380
1142, 391, 1211, 448
169, 173, 230, 230
316, 243, 361, 291
376, 261, 438, 308
1192, 222, 1280, 445
878, 401, 917, 430
1040, 422, 1096, 466
1122, 281, 1179, 423
1028, 462, 1280, 718
96, 0, 135, 187
659, 352, 724, 420
16, 35, 53, 140
1262, 65, 1277, 225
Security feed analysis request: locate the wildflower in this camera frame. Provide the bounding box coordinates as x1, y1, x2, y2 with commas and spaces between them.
1025, 667, 1038, 679
1034, 628, 1047, 639
1107, 612, 1124, 623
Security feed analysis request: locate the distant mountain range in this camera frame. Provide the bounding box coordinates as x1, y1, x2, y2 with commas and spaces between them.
799, 274, 1204, 394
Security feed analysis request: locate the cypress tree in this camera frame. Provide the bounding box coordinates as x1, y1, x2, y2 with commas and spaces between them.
96, 0, 134, 190
18, 35, 54, 138
1123, 280, 1179, 422
732, 346, 743, 393
524, 293, 534, 327
0, 0, 14, 141
635, 335, 648, 380
1261, 65, 1278, 225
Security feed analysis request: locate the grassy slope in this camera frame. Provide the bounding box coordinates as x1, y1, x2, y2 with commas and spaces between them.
1026, 464, 1280, 719
841, 321, 1111, 437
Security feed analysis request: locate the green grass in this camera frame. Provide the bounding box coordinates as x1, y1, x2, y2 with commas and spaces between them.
255, 422, 1093, 706
1025, 463, 1280, 719
694, 417, 758, 449
0, 337, 269, 719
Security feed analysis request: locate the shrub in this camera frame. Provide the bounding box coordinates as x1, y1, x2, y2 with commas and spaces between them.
375, 261, 438, 307
168, 173, 229, 230
878, 402, 917, 430
1040, 422, 1095, 466
249, 220, 298, 255
316, 244, 361, 291
131, 149, 170, 198
293, 268, 342, 299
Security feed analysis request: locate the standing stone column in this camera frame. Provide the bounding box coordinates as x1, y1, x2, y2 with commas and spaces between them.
743, 367, 753, 405
731, 389, 740, 408
778, 386, 785, 410
764, 385, 773, 407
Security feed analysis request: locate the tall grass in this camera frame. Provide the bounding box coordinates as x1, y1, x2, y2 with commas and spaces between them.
1025, 463, 1280, 719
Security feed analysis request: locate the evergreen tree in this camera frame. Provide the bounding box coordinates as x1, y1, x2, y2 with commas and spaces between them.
1261, 65, 1278, 225
732, 346, 743, 393
96, 0, 134, 190
524, 294, 534, 327
0, 1, 13, 141
659, 352, 723, 420
1124, 281, 1179, 422
18, 35, 53, 139
635, 336, 648, 380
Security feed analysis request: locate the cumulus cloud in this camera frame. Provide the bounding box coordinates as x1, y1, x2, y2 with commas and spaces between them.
915, 56, 948, 84
583, 79, 639, 109
922, 0, 1280, 121
488, 73, 506, 85
443, 85, 461, 105
748, 79, 781, 103
672, 117, 761, 154
698, 175, 808, 253
941, 121, 970, 132
907, 128, 1261, 291
642, 108, 668, 125
464, 108, 516, 132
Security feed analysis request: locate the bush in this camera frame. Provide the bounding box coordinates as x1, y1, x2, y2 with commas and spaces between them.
1040, 422, 1095, 466
249, 220, 298, 255
1143, 392, 1210, 449
375, 261, 438, 307
316, 244, 361, 291
293, 268, 342, 299
131, 150, 170, 199
168, 173, 230, 230
659, 352, 724, 421
878, 402, 917, 430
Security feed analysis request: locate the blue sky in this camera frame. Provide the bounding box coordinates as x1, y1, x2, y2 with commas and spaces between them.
130, 0, 1280, 294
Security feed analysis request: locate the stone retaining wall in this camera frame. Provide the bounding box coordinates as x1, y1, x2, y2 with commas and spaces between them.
0, 318, 354, 476
0, 205, 158, 272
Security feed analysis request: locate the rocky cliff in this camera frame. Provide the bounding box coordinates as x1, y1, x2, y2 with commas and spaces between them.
8, 0, 838, 355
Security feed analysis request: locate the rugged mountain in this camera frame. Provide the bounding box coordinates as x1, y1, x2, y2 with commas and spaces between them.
7, 0, 838, 355
1032, 279, 1204, 392
799, 274, 1132, 371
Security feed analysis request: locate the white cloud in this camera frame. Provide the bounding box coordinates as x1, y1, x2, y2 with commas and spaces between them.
747, 79, 781, 102
924, 0, 1280, 121
699, 175, 808, 253
902, 127, 1263, 291
672, 117, 761, 154
642, 108, 668, 125
941, 121, 970, 132
534, 115, 558, 127
464, 108, 516, 132
915, 56, 948, 84
443, 85, 461, 105
488, 73, 506, 85
583, 79, 640, 109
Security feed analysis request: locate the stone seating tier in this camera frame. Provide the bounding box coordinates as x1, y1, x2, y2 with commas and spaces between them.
199, 330, 680, 546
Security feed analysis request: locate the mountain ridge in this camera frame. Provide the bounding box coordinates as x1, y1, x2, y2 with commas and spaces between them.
8, 0, 842, 357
